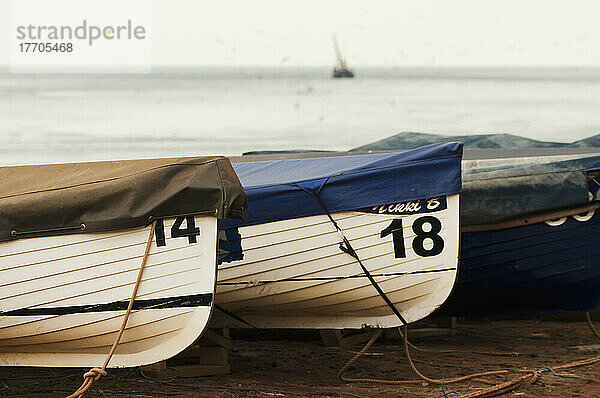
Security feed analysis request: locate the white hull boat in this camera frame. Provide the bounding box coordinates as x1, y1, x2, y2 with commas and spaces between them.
0, 216, 216, 367
213, 143, 463, 329
0, 156, 246, 367
216, 195, 459, 328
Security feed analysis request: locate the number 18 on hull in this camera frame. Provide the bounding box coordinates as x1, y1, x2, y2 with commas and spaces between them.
214, 194, 459, 329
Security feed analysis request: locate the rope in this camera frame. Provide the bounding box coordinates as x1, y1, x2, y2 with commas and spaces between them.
338, 327, 522, 387
338, 324, 600, 397
397, 327, 558, 358
429, 378, 463, 397
586, 312, 600, 341
65, 221, 157, 398
535, 367, 582, 380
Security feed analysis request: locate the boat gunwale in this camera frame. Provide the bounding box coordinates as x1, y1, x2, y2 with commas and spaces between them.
462, 202, 600, 232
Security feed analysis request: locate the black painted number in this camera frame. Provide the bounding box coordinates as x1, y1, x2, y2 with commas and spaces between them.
380, 219, 406, 258
171, 216, 200, 243
380, 216, 444, 258
154, 216, 200, 247
412, 216, 444, 257
155, 219, 166, 247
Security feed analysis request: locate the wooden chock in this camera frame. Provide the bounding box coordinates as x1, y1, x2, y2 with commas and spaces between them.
169, 328, 232, 377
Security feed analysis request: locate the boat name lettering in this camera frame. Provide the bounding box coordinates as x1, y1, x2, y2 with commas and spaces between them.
363, 196, 447, 215
427, 198, 441, 210
545, 209, 596, 227
154, 216, 201, 247
375, 201, 422, 214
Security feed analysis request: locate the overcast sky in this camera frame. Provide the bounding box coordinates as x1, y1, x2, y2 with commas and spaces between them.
2, 0, 600, 67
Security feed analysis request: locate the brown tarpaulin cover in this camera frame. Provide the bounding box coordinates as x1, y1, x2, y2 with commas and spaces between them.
0, 156, 247, 242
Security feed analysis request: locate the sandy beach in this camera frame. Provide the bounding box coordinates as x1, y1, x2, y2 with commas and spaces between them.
4, 2, 600, 397
2, 317, 599, 397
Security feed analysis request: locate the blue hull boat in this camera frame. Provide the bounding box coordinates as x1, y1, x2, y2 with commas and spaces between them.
442, 207, 600, 315
441, 153, 600, 315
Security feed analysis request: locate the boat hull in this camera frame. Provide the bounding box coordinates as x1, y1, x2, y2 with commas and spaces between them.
0, 216, 217, 367
441, 209, 600, 315
213, 194, 459, 328
333, 69, 354, 78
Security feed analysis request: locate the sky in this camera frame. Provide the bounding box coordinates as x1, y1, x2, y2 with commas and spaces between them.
1, 0, 600, 67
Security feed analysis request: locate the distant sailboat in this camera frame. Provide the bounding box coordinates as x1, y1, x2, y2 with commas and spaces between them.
332, 35, 354, 78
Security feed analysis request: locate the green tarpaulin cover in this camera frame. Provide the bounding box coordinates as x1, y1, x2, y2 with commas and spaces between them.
0, 156, 247, 242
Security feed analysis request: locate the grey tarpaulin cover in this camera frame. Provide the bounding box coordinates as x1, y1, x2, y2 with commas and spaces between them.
462, 154, 600, 227
0, 156, 247, 242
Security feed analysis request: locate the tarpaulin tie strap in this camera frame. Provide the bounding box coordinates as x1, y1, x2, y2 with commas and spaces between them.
215, 304, 257, 329
310, 191, 408, 327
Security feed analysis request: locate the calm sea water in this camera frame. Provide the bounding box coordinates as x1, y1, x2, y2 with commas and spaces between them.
1, 67, 600, 165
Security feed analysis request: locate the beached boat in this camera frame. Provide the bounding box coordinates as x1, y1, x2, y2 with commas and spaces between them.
440, 154, 600, 315
212, 143, 463, 329
0, 157, 246, 367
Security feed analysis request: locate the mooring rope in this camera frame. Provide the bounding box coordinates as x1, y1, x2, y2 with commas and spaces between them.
586, 312, 600, 341
301, 190, 600, 396
338, 327, 524, 385
65, 221, 157, 398
337, 324, 600, 397
314, 194, 532, 395
312, 194, 524, 394
310, 191, 597, 395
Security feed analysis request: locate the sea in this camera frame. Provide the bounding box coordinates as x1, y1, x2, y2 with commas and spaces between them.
1, 66, 600, 166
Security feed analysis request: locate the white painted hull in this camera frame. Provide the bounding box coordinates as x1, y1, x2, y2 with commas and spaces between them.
213, 195, 459, 329
0, 216, 217, 368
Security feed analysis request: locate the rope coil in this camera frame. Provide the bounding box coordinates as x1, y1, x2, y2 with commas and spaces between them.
338, 324, 600, 397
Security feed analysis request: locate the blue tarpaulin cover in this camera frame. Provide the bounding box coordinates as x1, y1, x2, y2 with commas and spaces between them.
226, 142, 463, 227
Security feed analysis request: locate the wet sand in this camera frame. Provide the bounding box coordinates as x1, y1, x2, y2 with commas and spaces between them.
2, 319, 600, 397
